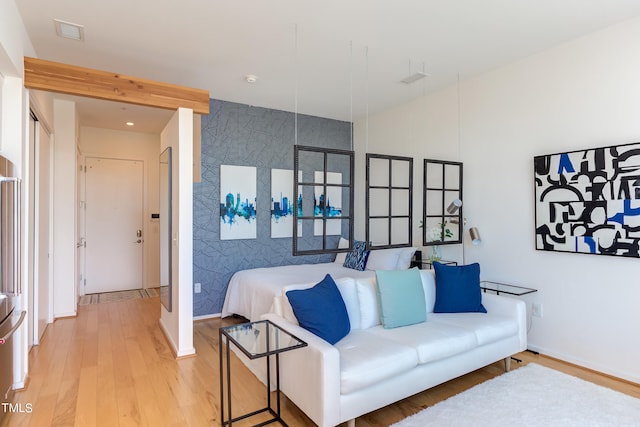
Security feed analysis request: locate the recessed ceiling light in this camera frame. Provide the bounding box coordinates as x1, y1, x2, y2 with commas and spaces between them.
126, 122, 134, 126
54, 19, 85, 41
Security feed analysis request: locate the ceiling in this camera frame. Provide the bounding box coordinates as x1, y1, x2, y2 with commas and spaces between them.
16, 0, 640, 133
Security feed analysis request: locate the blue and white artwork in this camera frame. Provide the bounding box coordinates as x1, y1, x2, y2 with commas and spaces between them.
534, 142, 640, 257
314, 171, 343, 236
271, 169, 302, 238
220, 165, 257, 240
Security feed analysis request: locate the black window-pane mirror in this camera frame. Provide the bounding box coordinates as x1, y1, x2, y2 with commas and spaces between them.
294, 145, 354, 256
159, 146, 172, 312
423, 159, 463, 246
366, 153, 413, 249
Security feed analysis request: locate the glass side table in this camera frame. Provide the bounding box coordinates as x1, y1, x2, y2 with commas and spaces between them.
219, 320, 307, 427
480, 281, 538, 363
480, 281, 537, 296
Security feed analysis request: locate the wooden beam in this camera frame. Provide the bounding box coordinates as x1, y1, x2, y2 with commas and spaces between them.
24, 56, 209, 114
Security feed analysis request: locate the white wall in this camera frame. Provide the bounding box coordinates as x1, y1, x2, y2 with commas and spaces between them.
52, 99, 78, 317
0, 0, 34, 76
355, 16, 640, 383
79, 127, 161, 289
159, 108, 194, 358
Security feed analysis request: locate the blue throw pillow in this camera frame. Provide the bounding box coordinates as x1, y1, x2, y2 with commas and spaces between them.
376, 267, 426, 328
343, 240, 370, 271
433, 262, 487, 313
286, 274, 350, 344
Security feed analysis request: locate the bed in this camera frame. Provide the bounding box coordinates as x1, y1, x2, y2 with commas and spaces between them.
221, 244, 418, 321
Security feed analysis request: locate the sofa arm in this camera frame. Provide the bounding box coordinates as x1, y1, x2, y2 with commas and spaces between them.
481, 292, 528, 351
262, 312, 342, 427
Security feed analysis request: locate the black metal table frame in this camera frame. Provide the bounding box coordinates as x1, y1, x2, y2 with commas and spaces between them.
219, 320, 306, 427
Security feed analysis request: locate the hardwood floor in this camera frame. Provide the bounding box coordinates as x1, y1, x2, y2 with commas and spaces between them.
2, 296, 638, 427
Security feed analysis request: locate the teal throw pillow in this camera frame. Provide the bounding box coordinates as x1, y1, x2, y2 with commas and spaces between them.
375, 267, 426, 329
286, 274, 350, 344
343, 240, 370, 271
433, 262, 487, 313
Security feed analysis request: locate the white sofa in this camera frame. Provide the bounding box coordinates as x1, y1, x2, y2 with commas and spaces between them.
262, 269, 527, 427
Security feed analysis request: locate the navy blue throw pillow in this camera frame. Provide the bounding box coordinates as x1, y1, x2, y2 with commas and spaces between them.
433, 262, 487, 313
343, 240, 370, 271
286, 274, 350, 344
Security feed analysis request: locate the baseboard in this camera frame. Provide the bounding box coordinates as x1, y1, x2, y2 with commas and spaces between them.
527, 344, 639, 385
12, 374, 28, 391
149, 317, 197, 359
194, 312, 221, 322
54, 311, 77, 320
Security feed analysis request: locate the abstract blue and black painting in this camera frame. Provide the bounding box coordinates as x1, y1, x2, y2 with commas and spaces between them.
534, 142, 640, 257
220, 165, 257, 240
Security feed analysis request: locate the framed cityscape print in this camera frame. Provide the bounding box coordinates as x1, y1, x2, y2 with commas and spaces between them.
270, 168, 302, 238
219, 165, 257, 240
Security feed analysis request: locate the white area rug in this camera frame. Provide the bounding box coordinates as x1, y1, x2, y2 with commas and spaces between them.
391, 363, 640, 427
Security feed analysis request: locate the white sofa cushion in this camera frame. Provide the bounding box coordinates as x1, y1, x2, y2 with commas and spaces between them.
355, 277, 380, 329
430, 313, 518, 346
419, 269, 436, 313
335, 277, 361, 330
335, 330, 419, 394
366, 322, 477, 364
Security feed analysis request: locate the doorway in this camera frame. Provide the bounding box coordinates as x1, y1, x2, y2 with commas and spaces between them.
83, 157, 144, 294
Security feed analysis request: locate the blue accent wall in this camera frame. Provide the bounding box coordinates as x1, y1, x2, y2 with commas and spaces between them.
193, 99, 352, 316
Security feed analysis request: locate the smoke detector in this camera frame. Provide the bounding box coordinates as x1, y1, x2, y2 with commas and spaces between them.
245, 75, 258, 83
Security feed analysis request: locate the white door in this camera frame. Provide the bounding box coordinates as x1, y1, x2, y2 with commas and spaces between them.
34, 114, 52, 343
84, 157, 144, 294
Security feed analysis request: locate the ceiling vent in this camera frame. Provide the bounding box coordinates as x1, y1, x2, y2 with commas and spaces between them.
54, 19, 85, 41
400, 71, 430, 84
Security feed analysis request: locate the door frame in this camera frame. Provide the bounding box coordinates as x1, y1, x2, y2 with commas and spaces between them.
28, 106, 54, 347
78, 154, 147, 296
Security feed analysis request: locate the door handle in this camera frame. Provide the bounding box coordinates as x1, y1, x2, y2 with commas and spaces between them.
133, 239, 144, 244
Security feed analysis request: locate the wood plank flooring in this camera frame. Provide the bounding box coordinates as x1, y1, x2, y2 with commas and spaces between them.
2, 296, 638, 427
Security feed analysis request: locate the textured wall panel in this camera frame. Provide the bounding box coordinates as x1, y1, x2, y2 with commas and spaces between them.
193, 99, 352, 316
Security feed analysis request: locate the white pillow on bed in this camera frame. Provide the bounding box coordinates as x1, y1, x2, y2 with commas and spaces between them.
365, 248, 401, 271
365, 246, 418, 271
333, 237, 350, 264
396, 247, 418, 270
281, 276, 362, 330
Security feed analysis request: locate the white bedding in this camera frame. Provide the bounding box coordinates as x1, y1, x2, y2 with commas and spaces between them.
221, 263, 375, 321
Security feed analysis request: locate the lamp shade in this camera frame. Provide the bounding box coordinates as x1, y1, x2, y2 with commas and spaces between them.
446, 199, 462, 214
469, 227, 481, 245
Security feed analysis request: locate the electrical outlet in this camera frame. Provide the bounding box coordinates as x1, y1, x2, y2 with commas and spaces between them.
194, 282, 201, 294
532, 303, 543, 318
